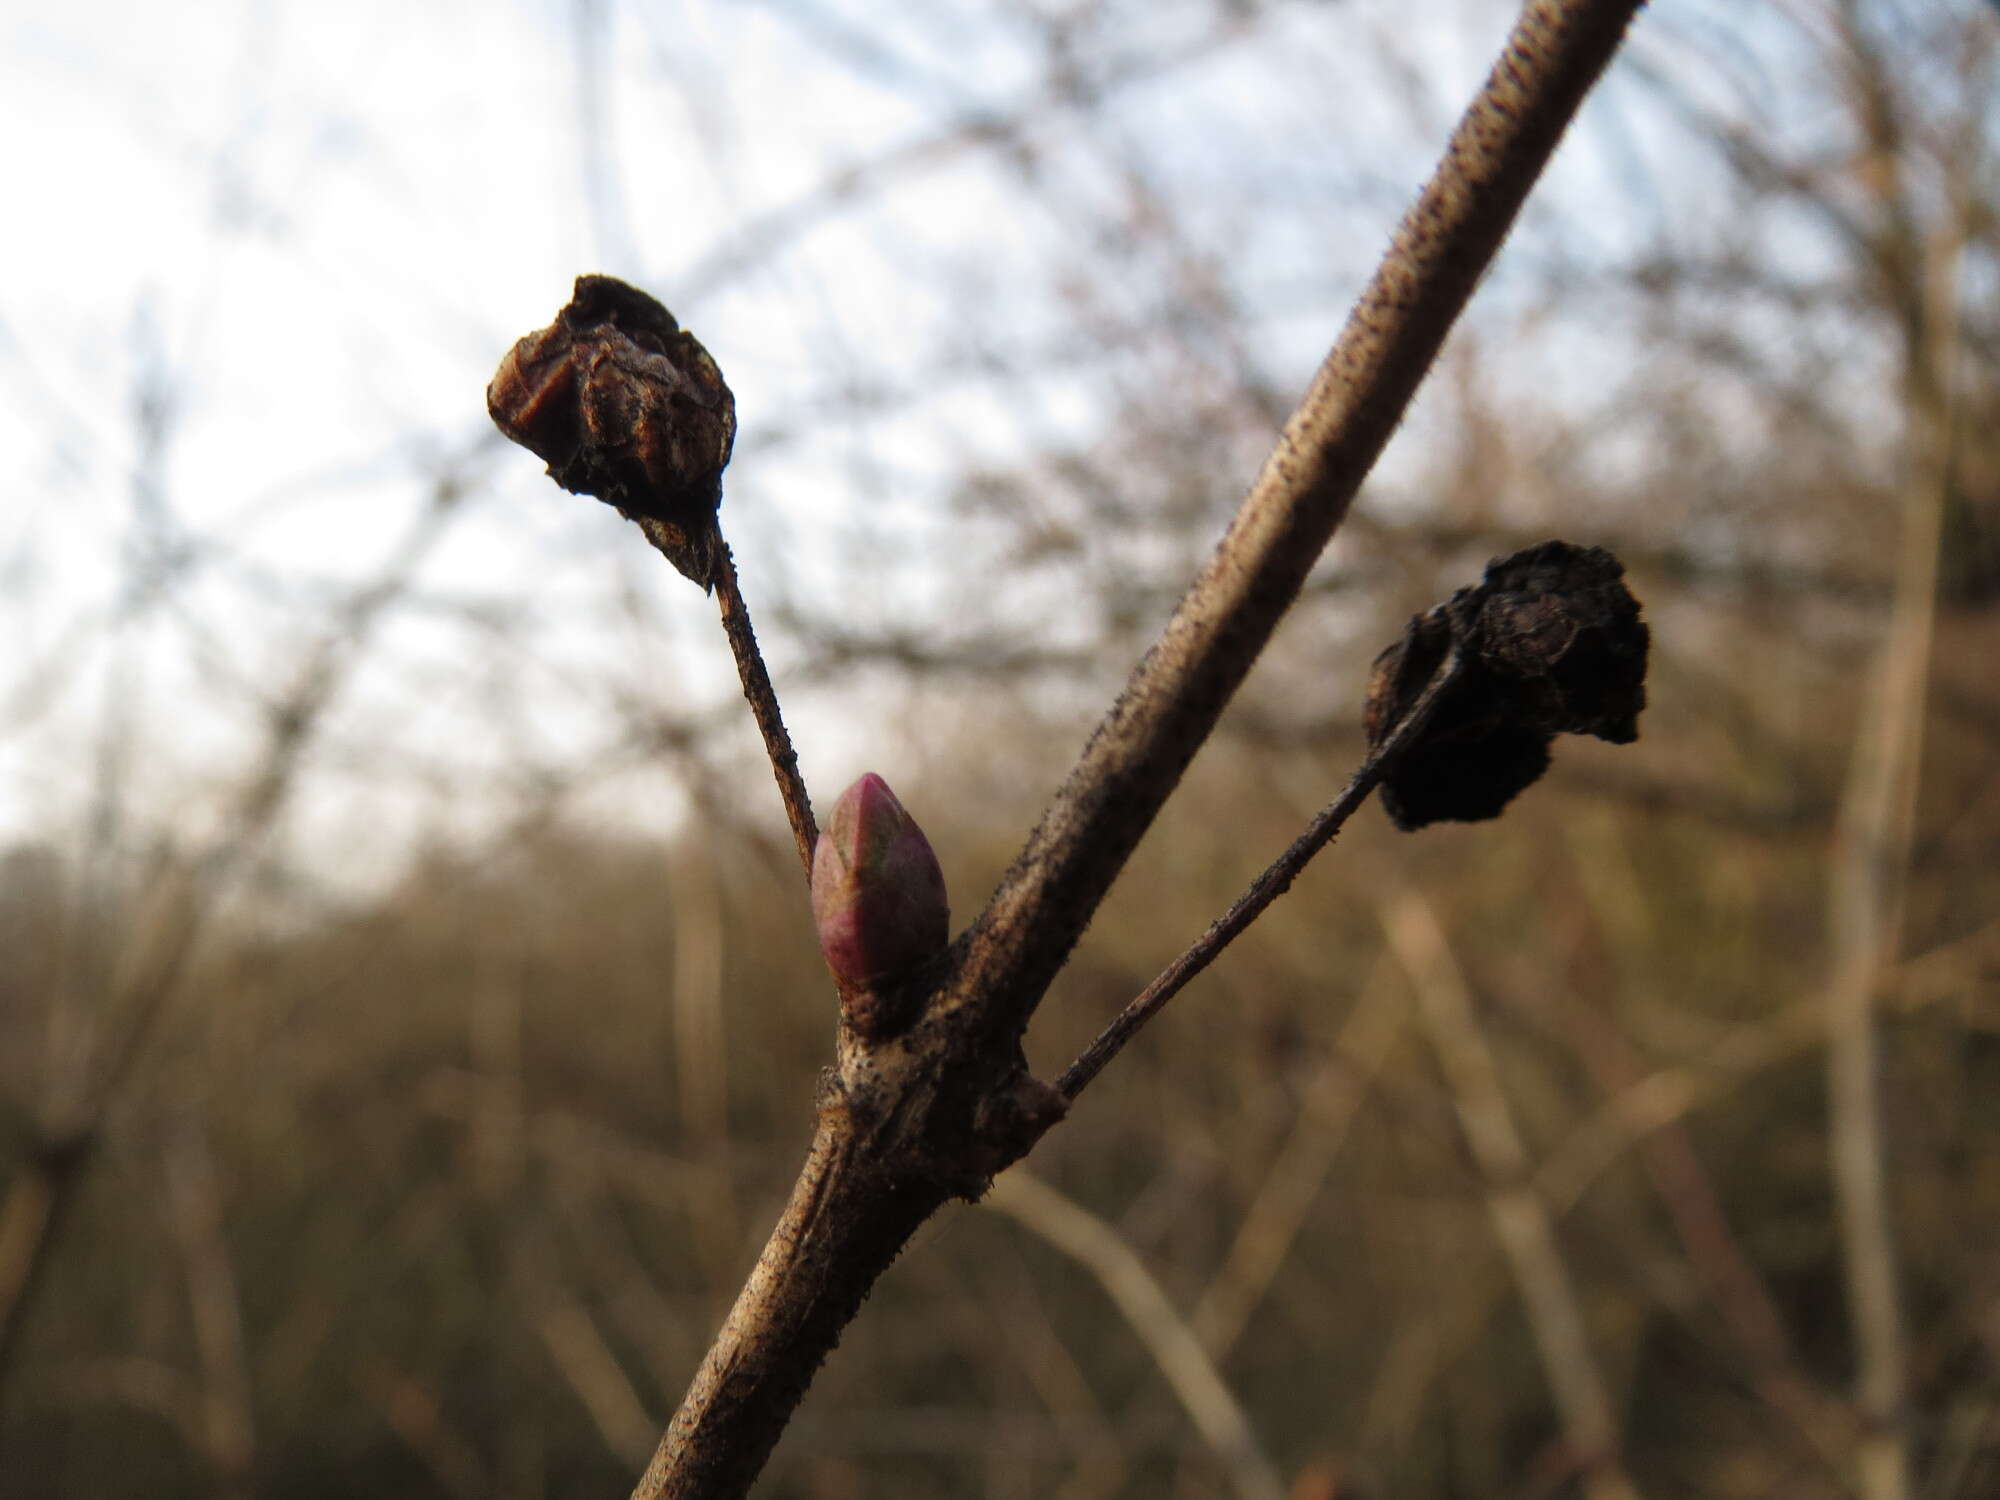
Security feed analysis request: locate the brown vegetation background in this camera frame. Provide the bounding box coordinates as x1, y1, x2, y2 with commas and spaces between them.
2, 2, 1997, 1497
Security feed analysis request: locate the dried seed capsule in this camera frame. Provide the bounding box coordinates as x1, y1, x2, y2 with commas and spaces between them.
1365, 541, 1648, 830
487, 275, 735, 589
1465, 541, 1648, 744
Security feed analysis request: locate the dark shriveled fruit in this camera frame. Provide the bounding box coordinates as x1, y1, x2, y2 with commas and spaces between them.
1364, 541, 1649, 830
488, 275, 736, 590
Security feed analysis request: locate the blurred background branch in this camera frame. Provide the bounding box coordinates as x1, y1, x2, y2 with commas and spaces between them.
0, 468, 470, 1413
1383, 887, 1642, 1500
984, 1169, 1286, 1500
1823, 61, 1979, 1497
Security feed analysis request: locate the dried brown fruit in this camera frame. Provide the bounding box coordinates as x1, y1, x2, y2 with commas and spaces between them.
1364, 541, 1648, 830
487, 275, 736, 589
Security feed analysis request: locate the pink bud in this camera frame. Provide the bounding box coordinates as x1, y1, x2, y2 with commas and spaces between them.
811, 773, 948, 998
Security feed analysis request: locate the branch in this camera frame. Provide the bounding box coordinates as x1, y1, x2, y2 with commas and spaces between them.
629, 1105, 948, 1499
1055, 645, 1464, 1099
164, 1122, 256, 1498
606, 3, 1648, 1491
649, 0, 1643, 1486
942, 0, 1646, 1043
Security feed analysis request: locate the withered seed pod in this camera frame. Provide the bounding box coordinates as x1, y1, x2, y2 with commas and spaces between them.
487, 275, 736, 589
1365, 541, 1648, 830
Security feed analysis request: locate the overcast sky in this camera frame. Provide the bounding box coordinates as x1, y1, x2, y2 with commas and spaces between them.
0, 0, 1753, 898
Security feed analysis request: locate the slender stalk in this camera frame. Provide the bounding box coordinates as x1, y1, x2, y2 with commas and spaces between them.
713, 545, 817, 877
639, 519, 818, 879
1057, 648, 1463, 1100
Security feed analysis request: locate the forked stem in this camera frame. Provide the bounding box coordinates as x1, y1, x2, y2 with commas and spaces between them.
1057, 647, 1465, 1100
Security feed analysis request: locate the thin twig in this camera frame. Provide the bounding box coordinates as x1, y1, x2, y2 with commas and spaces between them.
1533, 921, 2000, 1217
946, 0, 1646, 1045
1559, 816, 1855, 1472
359, 1360, 492, 1500
1823, 51, 1981, 1493
536, 1297, 658, 1469
1056, 647, 1463, 1100
694, 530, 816, 878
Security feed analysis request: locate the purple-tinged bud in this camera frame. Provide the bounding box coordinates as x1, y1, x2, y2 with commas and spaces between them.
811, 774, 948, 1015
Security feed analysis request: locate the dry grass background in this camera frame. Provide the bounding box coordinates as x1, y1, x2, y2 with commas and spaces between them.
4, 609, 1997, 1497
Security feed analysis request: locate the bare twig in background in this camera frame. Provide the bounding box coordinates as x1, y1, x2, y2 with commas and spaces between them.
163, 1120, 256, 1500
968, 1250, 1130, 1500
1358, 1254, 1513, 1464
1928, 1399, 2000, 1500
1534, 920, 2000, 1217
1191, 957, 1407, 1359
984, 1169, 1286, 1500
672, 11, 1261, 306
50, 1356, 213, 1454
1383, 887, 1643, 1500
1557, 813, 1856, 1472
359, 1359, 492, 1500
667, 845, 728, 1146
536, 1295, 658, 1470
1824, 133, 1971, 1500
0, 474, 469, 1413
664, 843, 740, 1282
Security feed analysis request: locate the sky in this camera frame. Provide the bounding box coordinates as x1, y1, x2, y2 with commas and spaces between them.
1, 0, 1036, 877
0, 0, 1827, 904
